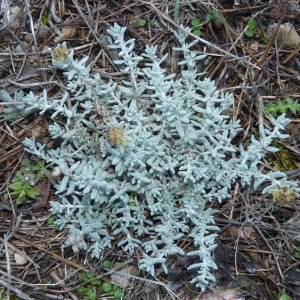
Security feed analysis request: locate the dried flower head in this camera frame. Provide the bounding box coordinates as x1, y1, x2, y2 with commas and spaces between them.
107, 125, 130, 147
52, 45, 69, 62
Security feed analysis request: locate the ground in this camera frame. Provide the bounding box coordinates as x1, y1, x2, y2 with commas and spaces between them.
0, 0, 300, 299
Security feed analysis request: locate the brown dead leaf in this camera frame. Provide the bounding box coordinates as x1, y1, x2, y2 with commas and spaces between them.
286, 123, 300, 142
32, 179, 51, 210
220, 226, 254, 239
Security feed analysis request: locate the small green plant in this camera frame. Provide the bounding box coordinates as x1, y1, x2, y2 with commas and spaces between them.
9, 158, 51, 205
0, 288, 20, 300
81, 272, 94, 282
190, 17, 203, 37
9, 171, 40, 204
111, 285, 123, 299
101, 282, 112, 293
101, 282, 124, 298
245, 19, 268, 43
138, 19, 147, 27
102, 260, 111, 268
47, 216, 54, 224
138, 16, 150, 28
265, 97, 300, 116
41, 9, 50, 26
77, 269, 123, 299
294, 246, 300, 258
279, 294, 291, 300
203, 6, 233, 32
257, 27, 269, 44
245, 19, 257, 37
113, 262, 121, 268
206, 8, 220, 22
77, 286, 97, 300
267, 141, 295, 171
77, 272, 98, 300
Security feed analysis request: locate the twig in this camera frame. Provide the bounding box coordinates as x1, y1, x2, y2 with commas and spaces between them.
138, 0, 260, 69
7, 79, 67, 89
0, 279, 35, 300
241, 43, 277, 83
253, 224, 284, 281
12, 233, 88, 271
4, 235, 12, 300
253, 4, 288, 81
0, 236, 38, 266
24, 0, 48, 84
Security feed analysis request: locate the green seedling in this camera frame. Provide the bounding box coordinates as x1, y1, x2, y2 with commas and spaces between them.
101, 282, 123, 299
206, 8, 220, 21
245, 19, 257, 37
265, 97, 300, 116
113, 262, 121, 268
114, 289, 123, 299
47, 216, 54, 225
9, 172, 40, 204
257, 27, 269, 44
191, 17, 203, 37
78, 269, 123, 299
100, 261, 124, 298
101, 282, 112, 293
47, 216, 62, 231
90, 279, 101, 285
54, 224, 61, 231
81, 272, 94, 282
83, 287, 96, 300
110, 284, 124, 298
245, 19, 269, 43
294, 246, 300, 258
128, 190, 137, 199
9, 159, 51, 205
103, 260, 111, 268
138, 19, 147, 27
42, 280, 52, 290
203, 5, 233, 32
138, 16, 150, 27
77, 272, 100, 300
279, 294, 291, 300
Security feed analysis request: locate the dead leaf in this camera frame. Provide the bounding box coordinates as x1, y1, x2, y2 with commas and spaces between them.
220, 226, 254, 239
32, 179, 51, 210
61, 26, 78, 39
286, 123, 300, 142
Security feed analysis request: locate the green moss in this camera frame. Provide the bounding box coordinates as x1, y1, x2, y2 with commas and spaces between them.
270, 186, 297, 203
267, 141, 295, 171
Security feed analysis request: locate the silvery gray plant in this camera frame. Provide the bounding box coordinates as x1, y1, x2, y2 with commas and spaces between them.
2, 23, 298, 291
